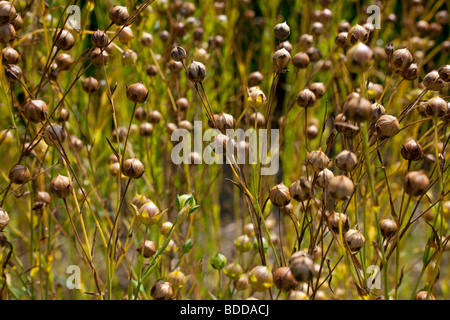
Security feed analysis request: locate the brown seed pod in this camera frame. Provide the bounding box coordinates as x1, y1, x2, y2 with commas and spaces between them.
345, 229, 365, 253
4, 64, 21, 82
327, 212, 349, 233
272, 48, 291, 70
316, 169, 334, 188
55, 53, 73, 71
134, 107, 147, 122
371, 103, 386, 121
335, 150, 358, 172
335, 32, 348, 48
296, 88, 316, 108
193, 27, 204, 41
298, 34, 313, 48
117, 26, 133, 44
54, 29, 75, 51
170, 46, 186, 62
305, 47, 322, 62
306, 124, 319, 139
167, 59, 183, 73
1, 47, 19, 65
0, 208, 10, 231
180, 1, 196, 16
289, 179, 311, 202
139, 122, 154, 137
249, 112, 265, 128
306, 150, 330, 172
109, 6, 129, 26
423, 70, 445, 91
0, 23, 16, 43
274, 21, 290, 41
292, 52, 310, 69
9, 164, 30, 184
50, 174, 73, 198
81, 77, 100, 94
343, 96, 372, 122
137, 240, 157, 258
158, 30, 170, 42
140, 32, 154, 47
438, 65, 450, 82
311, 22, 324, 36
36, 191, 51, 205
289, 251, 314, 282
44, 124, 67, 146
346, 42, 373, 73
167, 270, 186, 289
178, 120, 193, 131
347, 24, 369, 44
176, 97, 189, 111
92, 30, 109, 48
186, 60, 206, 82
234, 275, 250, 291
121, 49, 137, 65
12, 13, 22, 31
402, 63, 419, 80
69, 135, 83, 151
91, 47, 109, 66
380, 219, 398, 238
401, 138, 423, 161
391, 48, 413, 73
127, 83, 148, 104
414, 291, 436, 300
249, 266, 273, 291
277, 40, 292, 52
309, 82, 326, 99
375, 115, 400, 138
269, 183, 291, 207
224, 262, 243, 280
216, 112, 236, 133
248, 71, 263, 87
0, 1, 16, 23
425, 96, 447, 118
404, 171, 430, 196
429, 22, 442, 37
415, 20, 429, 36
435, 10, 448, 24
146, 64, 158, 77
148, 110, 162, 124
273, 267, 297, 292
166, 122, 178, 135
121, 158, 145, 179
22, 100, 49, 123
328, 175, 354, 201
150, 280, 173, 300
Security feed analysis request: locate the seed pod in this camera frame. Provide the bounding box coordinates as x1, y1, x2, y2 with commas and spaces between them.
311, 22, 324, 36
54, 29, 75, 51
316, 169, 334, 188
404, 171, 430, 196
1, 47, 19, 65
178, 120, 193, 131
345, 229, 365, 253
292, 52, 310, 69
109, 6, 129, 26
131, 194, 150, 210
11, 13, 22, 31
109, 162, 120, 176
438, 65, 450, 82
224, 262, 243, 280
159, 221, 173, 236
273, 267, 297, 292
167, 270, 186, 288
0, 208, 10, 231
36, 191, 51, 205
235, 234, 252, 252
306, 124, 319, 139
4, 64, 21, 82
346, 42, 373, 73
327, 212, 349, 233
429, 22, 442, 37
414, 291, 436, 300
44, 124, 67, 146
343, 96, 372, 122
371, 103, 386, 121
81, 77, 99, 94
338, 20, 351, 32
0, 1, 16, 23
269, 183, 291, 207
0, 23, 16, 43
347, 24, 369, 44
401, 138, 423, 161
375, 115, 400, 138
426, 96, 447, 118
298, 34, 313, 48
296, 88, 316, 108
121, 158, 145, 179
55, 53, 73, 71
127, 83, 148, 104
186, 60, 206, 82
289, 251, 314, 282
249, 266, 273, 291
139, 122, 154, 137
306, 150, 330, 172
117, 26, 133, 44
91, 30, 109, 48
402, 63, 419, 80
91, 47, 109, 66
166, 122, 178, 135
216, 112, 236, 133
122, 49, 137, 65
170, 46, 186, 62
384, 42, 395, 58
435, 10, 448, 24
272, 48, 291, 70
423, 70, 445, 91
380, 219, 398, 238
138, 200, 161, 226
328, 175, 354, 201
134, 107, 147, 122
234, 275, 250, 291
146, 64, 158, 77
274, 21, 290, 41
50, 175, 73, 198
9, 164, 30, 184
335, 150, 358, 172
277, 40, 292, 52
335, 32, 348, 48
151, 280, 173, 300
137, 240, 156, 258
148, 110, 162, 124
22, 100, 49, 123
168, 59, 183, 73
247, 86, 267, 108
248, 71, 263, 87
391, 48, 413, 73
289, 179, 311, 202
112, 126, 127, 142
140, 32, 153, 47
243, 223, 255, 237
309, 82, 326, 99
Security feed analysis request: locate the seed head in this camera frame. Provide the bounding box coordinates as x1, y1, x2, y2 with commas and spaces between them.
327, 212, 350, 233
347, 24, 369, 44
150, 280, 173, 300
0, 208, 10, 231
335, 32, 348, 48
216, 112, 236, 133
235, 234, 252, 252
81, 77, 99, 94
306, 150, 330, 172
117, 26, 133, 44
289, 179, 311, 202
127, 83, 148, 104
298, 34, 313, 48
50, 175, 73, 198
249, 266, 273, 291
289, 251, 314, 282
316, 169, 334, 188
54, 30, 75, 51
234, 275, 250, 291
146, 64, 158, 77
345, 42, 373, 73
44, 124, 67, 146
404, 171, 430, 196
137, 240, 156, 258
414, 291, 436, 300
273, 267, 297, 292
148, 110, 162, 124
438, 65, 450, 82
109, 6, 129, 26
375, 115, 400, 138
138, 200, 161, 226
309, 82, 326, 99
247, 86, 267, 108
248, 71, 263, 87
345, 229, 365, 253
401, 138, 423, 161
274, 21, 290, 41
9, 164, 30, 184
170, 46, 186, 62
92, 30, 109, 48
0, 23, 16, 43
328, 175, 354, 201
269, 183, 291, 207
186, 60, 206, 82
380, 219, 398, 238
423, 70, 445, 91
391, 48, 413, 73
22, 100, 49, 123
335, 150, 358, 172
168, 270, 187, 289
1, 47, 19, 65
121, 158, 145, 179
292, 52, 310, 69
224, 262, 243, 280
55, 53, 73, 71
91, 47, 109, 66
343, 96, 372, 122
0, 1, 16, 23
296, 88, 316, 108
402, 63, 419, 80
272, 48, 291, 70
139, 122, 154, 137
